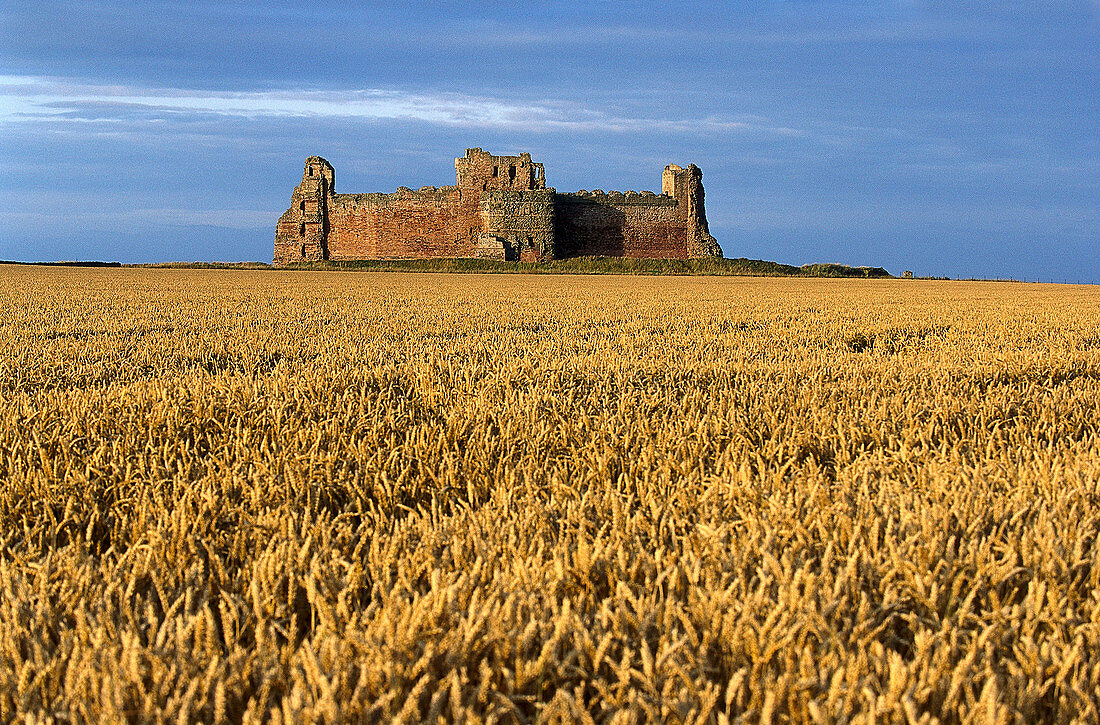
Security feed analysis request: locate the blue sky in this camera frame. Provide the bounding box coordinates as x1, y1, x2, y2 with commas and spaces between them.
1, 1, 1096, 280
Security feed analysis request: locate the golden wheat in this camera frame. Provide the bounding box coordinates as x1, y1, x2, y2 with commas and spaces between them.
1, 266, 1098, 723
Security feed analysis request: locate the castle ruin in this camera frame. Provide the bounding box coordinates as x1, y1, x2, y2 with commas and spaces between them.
274, 149, 721, 265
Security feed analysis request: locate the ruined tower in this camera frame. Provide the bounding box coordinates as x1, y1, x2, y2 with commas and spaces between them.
457, 149, 556, 261
274, 157, 334, 265
455, 148, 545, 192
663, 164, 721, 258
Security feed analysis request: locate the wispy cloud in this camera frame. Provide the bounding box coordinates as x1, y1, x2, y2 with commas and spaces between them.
0, 76, 804, 137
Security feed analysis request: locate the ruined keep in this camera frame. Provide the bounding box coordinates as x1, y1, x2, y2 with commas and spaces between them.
274, 149, 721, 265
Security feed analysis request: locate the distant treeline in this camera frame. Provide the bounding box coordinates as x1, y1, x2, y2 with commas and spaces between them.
0, 260, 123, 267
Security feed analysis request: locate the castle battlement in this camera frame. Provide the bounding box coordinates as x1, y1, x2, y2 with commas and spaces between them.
274, 150, 720, 264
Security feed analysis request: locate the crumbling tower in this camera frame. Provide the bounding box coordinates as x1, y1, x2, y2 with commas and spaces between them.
458, 148, 556, 261
456, 148, 545, 192
663, 164, 721, 258
274, 157, 334, 265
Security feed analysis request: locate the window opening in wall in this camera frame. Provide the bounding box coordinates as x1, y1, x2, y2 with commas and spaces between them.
492, 166, 498, 177
299, 201, 305, 212
509, 165, 516, 182
308, 166, 314, 176
299, 222, 305, 236
301, 244, 306, 258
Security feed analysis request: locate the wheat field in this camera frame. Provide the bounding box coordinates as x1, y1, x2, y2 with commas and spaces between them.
1, 266, 1098, 723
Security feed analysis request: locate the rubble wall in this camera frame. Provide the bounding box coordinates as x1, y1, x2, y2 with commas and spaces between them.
481, 189, 556, 261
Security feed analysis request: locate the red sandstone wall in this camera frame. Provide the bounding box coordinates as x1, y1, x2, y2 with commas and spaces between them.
554, 196, 689, 259
324, 189, 483, 260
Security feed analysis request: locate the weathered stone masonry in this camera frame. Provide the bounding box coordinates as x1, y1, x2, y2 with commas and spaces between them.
274, 149, 721, 265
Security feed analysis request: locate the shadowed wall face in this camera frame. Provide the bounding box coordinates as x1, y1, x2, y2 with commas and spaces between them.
554, 194, 688, 259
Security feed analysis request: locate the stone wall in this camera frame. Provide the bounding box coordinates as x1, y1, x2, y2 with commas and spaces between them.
273, 150, 721, 264
554, 192, 688, 259
481, 189, 556, 261
325, 188, 482, 261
